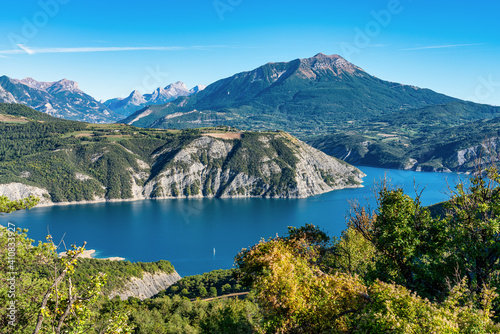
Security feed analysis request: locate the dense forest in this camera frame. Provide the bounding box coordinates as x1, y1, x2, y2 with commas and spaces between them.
2, 164, 500, 333
0, 104, 192, 202
157, 269, 248, 300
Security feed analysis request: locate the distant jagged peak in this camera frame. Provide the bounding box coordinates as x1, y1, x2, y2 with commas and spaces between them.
16, 77, 52, 91
165, 81, 189, 91
105, 81, 204, 111
127, 89, 146, 104
16, 77, 82, 93
55, 78, 78, 86
190, 84, 206, 94
148, 87, 162, 100
129, 89, 142, 97
145, 81, 191, 102
50, 78, 81, 93
19, 76, 41, 85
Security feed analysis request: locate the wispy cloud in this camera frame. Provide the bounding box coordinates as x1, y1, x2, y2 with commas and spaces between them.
0, 45, 225, 55
401, 43, 485, 51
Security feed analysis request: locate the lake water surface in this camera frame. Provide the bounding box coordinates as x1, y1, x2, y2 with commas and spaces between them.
1, 167, 469, 276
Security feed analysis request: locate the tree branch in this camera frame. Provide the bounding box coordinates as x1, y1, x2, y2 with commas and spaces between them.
32, 241, 86, 334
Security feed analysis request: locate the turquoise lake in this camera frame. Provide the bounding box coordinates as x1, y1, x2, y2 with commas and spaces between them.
0, 167, 469, 277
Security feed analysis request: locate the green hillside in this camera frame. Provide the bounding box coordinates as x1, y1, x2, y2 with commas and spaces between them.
306, 104, 500, 171
0, 104, 178, 202
0, 103, 362, 203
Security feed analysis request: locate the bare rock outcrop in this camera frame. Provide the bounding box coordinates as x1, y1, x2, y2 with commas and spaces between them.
144, 132, 365, 199
0, 183, 52, 205
109, 271, 182, 301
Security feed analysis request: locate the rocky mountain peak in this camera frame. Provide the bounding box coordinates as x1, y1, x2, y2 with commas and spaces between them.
50, 78, 81, 93
17, 77, 52, 91
19, 77, 40, 85
190, 84, 206, 94
150, 87, 165, 100
312, 53, 341, 59
129, 89, 142, 97
56, 78, 78, 87
127, 90, 147, 104
105, 81, 205, 117
16, 77, 82, 94
166, 81, 189, 91
299, 53, 365, 76
147, 82, 191, 102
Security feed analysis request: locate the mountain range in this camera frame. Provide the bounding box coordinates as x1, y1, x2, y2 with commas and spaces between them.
102, 81, 205, 117
0, 76, 121, 123
0, 76, 205, 123
119, 53, 500, 172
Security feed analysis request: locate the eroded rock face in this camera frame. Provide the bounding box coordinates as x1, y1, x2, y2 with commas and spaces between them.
0, 183, 52, 205
456, 137, 499, 167
108, 271, 182, 300
143, 133, 365, 199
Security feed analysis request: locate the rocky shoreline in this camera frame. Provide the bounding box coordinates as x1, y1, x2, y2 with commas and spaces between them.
0, 180, 365, 208
59, 249, 125, 261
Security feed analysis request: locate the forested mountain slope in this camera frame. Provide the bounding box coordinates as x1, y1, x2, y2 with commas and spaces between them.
0, 104, 363, 205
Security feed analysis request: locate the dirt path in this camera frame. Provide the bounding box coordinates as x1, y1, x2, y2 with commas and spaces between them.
202, 133, 242, 139
192, 291, 249, 302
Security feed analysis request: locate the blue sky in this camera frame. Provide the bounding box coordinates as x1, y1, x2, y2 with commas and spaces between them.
0, 0, 498, 105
